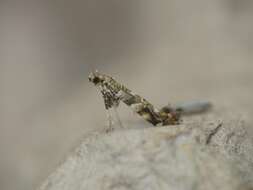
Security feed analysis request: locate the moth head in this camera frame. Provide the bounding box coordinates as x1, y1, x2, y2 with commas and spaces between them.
88, 70, 104, 85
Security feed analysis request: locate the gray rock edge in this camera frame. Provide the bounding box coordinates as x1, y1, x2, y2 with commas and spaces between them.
38, 118, 253, 190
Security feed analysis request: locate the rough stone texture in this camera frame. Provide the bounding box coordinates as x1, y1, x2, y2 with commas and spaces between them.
38, 116, 253, 190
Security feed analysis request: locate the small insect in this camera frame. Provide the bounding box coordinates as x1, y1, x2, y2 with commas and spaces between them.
89, 70, 211, 131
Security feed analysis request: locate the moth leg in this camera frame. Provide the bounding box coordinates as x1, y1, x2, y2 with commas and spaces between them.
113, 106, 125, 129
106, 109, 114, 133
100, 88, 116, 132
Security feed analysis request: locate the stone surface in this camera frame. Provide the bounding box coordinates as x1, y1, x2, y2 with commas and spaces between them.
38, 117, 253, 190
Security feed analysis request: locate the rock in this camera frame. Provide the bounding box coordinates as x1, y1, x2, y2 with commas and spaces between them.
38, 118, 253, 190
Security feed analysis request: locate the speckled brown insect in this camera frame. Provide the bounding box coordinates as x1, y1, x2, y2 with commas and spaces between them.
89, 71, 181, 129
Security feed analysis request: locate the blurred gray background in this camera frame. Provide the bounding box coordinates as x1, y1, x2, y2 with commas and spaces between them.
1, 0, 253, 190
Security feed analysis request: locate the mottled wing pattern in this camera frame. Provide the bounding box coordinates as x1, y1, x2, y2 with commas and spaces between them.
89, 71, 181, 126
119, 91, 162, 125
100, 84, 120, 109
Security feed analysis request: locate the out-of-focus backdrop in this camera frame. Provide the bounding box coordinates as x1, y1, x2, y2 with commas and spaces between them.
1, 0, 253, 190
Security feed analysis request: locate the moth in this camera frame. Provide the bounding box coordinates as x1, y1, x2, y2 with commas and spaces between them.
89, 70, 211, 131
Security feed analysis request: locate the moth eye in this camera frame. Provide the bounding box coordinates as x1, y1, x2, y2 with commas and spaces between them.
93, 77, 100, 84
